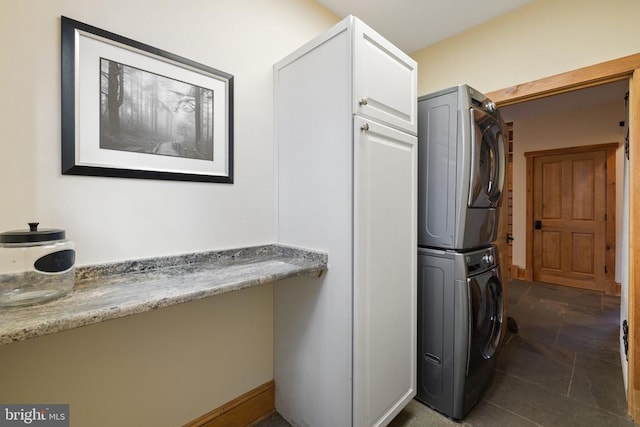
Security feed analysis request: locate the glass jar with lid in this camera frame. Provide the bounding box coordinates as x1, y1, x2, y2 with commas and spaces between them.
0, 222, 75, 307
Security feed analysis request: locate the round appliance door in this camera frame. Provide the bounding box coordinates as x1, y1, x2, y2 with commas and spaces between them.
468, 265, 504, 361
468, 108, 505, 208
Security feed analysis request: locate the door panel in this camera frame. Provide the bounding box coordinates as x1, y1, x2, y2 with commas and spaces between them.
532, 150, 606, 291
353, 116, 417, 426
541, 231, 562, 270
468, 111, 506, 208
542, 162, 562, 218
468, 268, 503, 363
353, 19, 417, 134
572, 159, 595, 219
572, 233, 594, 274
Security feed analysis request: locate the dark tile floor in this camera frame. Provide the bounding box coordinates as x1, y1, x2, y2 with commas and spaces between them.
260, 279, 636, 426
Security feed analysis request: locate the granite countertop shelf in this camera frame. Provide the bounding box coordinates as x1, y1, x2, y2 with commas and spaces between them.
0, 244, 327, 346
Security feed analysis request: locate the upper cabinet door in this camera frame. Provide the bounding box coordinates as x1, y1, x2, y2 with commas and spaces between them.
353, 18, 417, 135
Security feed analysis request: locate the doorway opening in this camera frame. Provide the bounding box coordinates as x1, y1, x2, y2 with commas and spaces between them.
488, 54, 640, 418
500, 79, 626, 295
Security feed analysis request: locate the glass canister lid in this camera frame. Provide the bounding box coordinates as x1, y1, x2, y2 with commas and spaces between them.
0, 222, 66, 244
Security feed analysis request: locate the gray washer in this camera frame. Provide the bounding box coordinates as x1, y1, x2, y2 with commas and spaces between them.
416, 245, 504, 420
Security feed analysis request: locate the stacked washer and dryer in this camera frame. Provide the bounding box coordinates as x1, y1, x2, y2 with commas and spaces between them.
416, 85, 507, 419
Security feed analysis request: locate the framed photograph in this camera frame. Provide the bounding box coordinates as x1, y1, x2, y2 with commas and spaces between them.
61, 16, 233, 183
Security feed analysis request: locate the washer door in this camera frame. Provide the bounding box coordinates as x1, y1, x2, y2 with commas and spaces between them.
468, 266, 504, 361
468, 108, 505, 208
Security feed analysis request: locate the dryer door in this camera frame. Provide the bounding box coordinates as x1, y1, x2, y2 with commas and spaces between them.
467, 265, 504, 363
468, 108, 505, 208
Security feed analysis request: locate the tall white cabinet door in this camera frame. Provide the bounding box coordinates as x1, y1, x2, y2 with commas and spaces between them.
352, 18, 417, 135
353, 116, 417, 427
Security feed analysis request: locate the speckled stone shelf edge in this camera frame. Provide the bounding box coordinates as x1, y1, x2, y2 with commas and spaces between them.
75, 243, 327, 280
0, 244, 327, 346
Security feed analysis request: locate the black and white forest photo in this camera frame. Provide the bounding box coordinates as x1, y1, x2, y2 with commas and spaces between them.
100, 58, 214, 161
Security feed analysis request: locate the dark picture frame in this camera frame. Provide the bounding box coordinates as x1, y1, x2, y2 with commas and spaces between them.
61, 16, 234, 183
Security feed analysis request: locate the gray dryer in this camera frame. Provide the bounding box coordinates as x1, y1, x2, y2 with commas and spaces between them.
417, 85, 506, 250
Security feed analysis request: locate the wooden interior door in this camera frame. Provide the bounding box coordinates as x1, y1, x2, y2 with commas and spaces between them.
532, 149, 607, 291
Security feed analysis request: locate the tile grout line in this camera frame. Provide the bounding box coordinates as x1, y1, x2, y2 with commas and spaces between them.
481, 399, 544, 426
496, 370, 571, 393
555, 317, 563, 346
566, 346, 578, 397
564, 285, 579, 399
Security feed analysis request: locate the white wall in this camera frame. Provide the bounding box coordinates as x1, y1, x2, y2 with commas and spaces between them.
0, 1, 338, 426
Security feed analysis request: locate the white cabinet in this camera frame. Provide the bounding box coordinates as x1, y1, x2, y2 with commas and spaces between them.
353, 117, 417, 426
274, 16, 417, 427
352, 19, 417, 134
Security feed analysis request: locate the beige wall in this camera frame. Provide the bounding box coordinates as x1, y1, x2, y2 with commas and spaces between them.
411, 0, 640, 96
0, 1, 337, 426
0, 0, 336, 265
0, 285, 274, 426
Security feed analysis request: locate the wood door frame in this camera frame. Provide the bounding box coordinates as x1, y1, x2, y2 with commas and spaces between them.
524, 143, 617, 293
487, 52, 640, 420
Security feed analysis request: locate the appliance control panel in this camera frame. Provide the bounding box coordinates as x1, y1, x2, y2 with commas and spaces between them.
468, 86, 499, 118
465, 246, 498, 274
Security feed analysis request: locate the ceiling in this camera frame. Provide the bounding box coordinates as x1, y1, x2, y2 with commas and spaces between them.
315, 0, 628, 120
500, 79, 629, 122
315, 0, 535, 54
